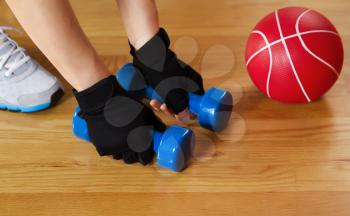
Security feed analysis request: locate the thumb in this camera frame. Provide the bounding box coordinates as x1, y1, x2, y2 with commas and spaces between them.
175, 108, 191, 125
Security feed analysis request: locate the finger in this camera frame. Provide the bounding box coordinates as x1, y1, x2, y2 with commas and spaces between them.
150, 99, 161, 111
122, 150, 139, 164
137, 147, 155, 165
160, 104, 174, 116
175, 108, 191, 125
113, 153, 123, 160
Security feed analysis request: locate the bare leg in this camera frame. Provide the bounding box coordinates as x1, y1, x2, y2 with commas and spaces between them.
116, 0, 190, 123
5, 0, 110, 91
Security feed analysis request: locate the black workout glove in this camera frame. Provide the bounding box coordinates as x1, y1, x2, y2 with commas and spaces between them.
73, 75, 166, 165
130, 28, 205, 114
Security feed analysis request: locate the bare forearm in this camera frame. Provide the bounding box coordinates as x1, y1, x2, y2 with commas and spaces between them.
6, 0, 109, 91
116, 0, 160, 49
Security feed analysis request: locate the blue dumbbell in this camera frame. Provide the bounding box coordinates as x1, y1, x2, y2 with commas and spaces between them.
72, 107, 195, 172
116, 63, 233, 132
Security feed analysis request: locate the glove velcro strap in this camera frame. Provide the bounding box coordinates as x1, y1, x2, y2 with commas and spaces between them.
129, 27, 170, 56
73, 75, 119, 114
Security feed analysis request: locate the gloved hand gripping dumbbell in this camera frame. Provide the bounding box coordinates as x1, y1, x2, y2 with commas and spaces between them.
116, 63, 233, 132
119, 28, 233, 132
72, 75, 195, 172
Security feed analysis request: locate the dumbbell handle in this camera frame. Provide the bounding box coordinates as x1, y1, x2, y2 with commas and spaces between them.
145, 85, 203, 115
72, 107, 163, 152
117, 63, 233, 132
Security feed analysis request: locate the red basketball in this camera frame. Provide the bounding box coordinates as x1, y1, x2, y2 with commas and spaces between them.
245, 7, 344, 103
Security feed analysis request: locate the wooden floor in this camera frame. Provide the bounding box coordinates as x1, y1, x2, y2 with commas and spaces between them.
1, 0, 350, 215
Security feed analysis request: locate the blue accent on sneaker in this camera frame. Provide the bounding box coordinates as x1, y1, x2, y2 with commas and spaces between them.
0, 102, 50, 113
0, 88, 64, 113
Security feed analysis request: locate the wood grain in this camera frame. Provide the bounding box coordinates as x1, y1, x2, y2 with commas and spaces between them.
2, 192, 350, 216
0, 0, 349, 215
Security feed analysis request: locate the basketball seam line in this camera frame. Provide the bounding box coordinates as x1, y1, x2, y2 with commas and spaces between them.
246, 30, 339, 66
275, 9, 311, 102
295, 9, 340, 77
252, 30, 273, 98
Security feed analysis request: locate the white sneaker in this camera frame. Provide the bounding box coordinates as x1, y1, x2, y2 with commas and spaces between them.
0, 26, 64, 112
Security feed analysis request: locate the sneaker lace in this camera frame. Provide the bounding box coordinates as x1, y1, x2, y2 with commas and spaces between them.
0, 26, 30, 77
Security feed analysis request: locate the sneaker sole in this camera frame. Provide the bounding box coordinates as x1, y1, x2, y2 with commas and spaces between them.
0, 88, 64, 113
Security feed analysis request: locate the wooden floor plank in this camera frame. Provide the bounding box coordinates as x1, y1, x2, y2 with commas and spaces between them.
0, 0, 350, 215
